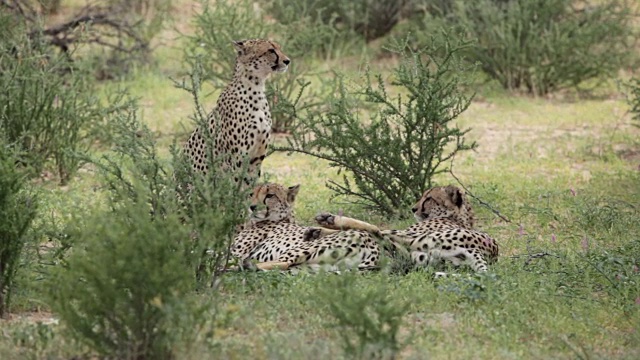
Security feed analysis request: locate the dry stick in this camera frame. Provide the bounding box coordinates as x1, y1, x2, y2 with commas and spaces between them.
510, 251, 561, 267
448, 159, 511, 223
450, 162, 557, 266
447, 161, 564, 266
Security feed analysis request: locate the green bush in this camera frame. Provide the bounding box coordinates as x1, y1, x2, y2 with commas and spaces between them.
3, 1, 171, 81
263, 0, 366, 59
0, 14, 131, 184
263, 0, 408, 43
0, 145, 38, 318
315, 273, 409, 359
627, 77, 640, 127
88, 60, 249, 285
276, 34, 476, 217
185, 0, 339, 133
49, 62, 249, 358
410, 0, 634, 95
49, 199, 200, 359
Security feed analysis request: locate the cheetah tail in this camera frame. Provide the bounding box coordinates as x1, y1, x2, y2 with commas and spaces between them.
316, 213, 383, 235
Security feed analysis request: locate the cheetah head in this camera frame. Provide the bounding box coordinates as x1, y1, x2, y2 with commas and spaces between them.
411, 185, 475, 228
249, 183, 300, 223
233, 39, 290, 79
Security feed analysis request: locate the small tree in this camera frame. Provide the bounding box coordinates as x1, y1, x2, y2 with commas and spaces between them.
275, 34, 476, 217
0, 145, 37, 318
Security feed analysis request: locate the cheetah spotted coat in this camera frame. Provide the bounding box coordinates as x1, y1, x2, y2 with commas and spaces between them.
183, 39, 290, 186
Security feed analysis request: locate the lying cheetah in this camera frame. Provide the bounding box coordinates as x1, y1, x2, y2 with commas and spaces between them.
183, 39, 290, 187
314, 185, 499, 272
231, 183, 395, 271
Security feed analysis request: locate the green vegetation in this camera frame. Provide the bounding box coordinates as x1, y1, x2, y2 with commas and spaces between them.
49, 199, 197, 359
407, 0, 636, 95
263, 0, 407, 42
0, 145, 37, 318
0, 13, 133, 184
316, 273, 409, 359
627, 77, 640, 127
277, 34, 476, 217
0, 0, 639, 359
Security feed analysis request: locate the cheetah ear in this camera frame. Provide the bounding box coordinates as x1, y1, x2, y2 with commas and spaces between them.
232, 40, 246, 52
446, 185, 464, 208
287, 184, 300, 203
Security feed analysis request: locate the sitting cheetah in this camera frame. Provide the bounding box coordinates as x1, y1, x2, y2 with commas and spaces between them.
231, 183, 397, 271
313, 185, 499, 272
183, 39, 290, 187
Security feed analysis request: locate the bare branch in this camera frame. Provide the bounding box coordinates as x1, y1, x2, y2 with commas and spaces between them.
449, 157, 512, 223
510, 251, 561, 267
4, 0, 155, 77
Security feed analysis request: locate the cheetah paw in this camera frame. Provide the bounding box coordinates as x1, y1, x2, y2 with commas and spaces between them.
315, 212, 336, 226
303, 227, 323, 241
433, 272, 448, 279
240, 259, 259, 271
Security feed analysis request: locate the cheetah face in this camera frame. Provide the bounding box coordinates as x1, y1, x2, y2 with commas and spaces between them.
249, 183, 300, 222
411, 185, 465, 222
233, 39, 290, 79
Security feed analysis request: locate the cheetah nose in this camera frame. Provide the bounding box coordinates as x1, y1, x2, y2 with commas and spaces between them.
249, 205, 257, 212
411, 207, 418, 213
283, 59, 290, 65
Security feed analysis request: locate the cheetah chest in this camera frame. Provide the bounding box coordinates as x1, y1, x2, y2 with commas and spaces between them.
216, 84, 271, 159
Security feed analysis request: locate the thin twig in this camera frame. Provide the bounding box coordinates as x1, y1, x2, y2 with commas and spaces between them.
448, 159, 511, 223
509, 251, 560, 266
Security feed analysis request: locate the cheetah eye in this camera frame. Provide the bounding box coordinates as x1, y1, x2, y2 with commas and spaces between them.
265, 193, 275, 199
268, 48, 276, 53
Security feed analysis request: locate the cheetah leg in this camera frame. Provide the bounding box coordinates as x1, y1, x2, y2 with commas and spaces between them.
303, 227, 341, 241
437, 248, 489, 272
316, 228, 341, 237
379, 230, 416, 245
468, 249, 489, 272
254, 261, 291, 271
315, 212, 382, 234
314, 215, 412, 261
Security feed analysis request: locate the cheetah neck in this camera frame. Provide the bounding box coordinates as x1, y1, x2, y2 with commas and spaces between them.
252, 218, 295, 231
448, 207, 475, 229
232, 63, 267, 92
449, 215, 473, 229
460, 203, 476, 229
252, 213, 295, 226
425, 211, 475, 229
